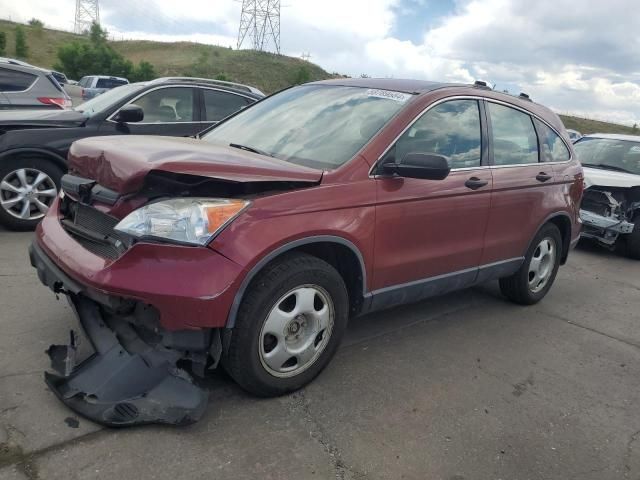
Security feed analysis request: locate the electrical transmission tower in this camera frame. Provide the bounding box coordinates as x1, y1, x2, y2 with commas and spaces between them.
74, 0, 100, 34
237, 0, 281, 54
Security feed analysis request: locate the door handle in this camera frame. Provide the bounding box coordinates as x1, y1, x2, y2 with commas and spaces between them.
536, 172, 552, 182
465, 177, 489, 190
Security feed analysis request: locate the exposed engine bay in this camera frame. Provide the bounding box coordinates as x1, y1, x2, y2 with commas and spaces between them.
580, 186, 640, 247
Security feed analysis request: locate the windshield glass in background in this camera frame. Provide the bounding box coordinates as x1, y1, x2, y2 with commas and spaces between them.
202, 85, 413, 169
574, 137, 640, 175
74, 84, 145, 117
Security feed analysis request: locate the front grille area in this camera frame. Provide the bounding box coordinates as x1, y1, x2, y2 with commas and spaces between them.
61, 199, 128, 260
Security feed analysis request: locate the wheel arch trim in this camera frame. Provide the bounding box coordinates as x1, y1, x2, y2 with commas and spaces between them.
0, 148, 67, 170
527, 211, 573, 263
225, 235, 368, 329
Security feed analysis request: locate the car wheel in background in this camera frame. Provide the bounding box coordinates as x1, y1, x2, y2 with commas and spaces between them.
499, 223, 562, 305
225, 252, 349, 397
626, 214, 640, 260
0, 158, 62, 231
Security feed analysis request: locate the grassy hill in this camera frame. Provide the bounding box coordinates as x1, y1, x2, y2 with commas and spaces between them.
0, 19, 332, 94
1, 19, 638, 136
559, 114, 638, 136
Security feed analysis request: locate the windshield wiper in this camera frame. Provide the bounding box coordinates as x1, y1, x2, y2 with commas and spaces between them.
582, 163, 634, 174
229, 143, 275, 158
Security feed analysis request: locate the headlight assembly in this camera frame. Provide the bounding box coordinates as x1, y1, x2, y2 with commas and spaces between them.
114, 198, 250, 246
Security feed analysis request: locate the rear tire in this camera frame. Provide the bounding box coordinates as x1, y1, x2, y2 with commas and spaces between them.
499, 223, 562, 305
225, 252, 349, 397
0, 157, 62, 231
626, 214, 640, 260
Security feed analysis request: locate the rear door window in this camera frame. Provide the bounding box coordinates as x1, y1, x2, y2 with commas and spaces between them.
488, 102, 539, 165
202, 89, 253, 121
96, 78, 128, 89
0, 67, 37, 92
534, 119, 570, 162
387, 99, 483, 169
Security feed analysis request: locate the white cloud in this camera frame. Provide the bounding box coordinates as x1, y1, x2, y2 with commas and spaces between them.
2, 0, 640, 125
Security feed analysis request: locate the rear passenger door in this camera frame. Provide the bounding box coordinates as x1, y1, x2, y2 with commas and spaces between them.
480, 101, 558, 266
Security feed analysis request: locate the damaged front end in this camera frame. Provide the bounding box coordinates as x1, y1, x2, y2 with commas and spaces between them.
29, 242, 218, 427
580, 186, 639, 248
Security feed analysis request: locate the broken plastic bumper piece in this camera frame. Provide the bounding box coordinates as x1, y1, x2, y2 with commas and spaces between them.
45, 296, 208, 427
30, 241, 209, 427
580, 209, 634, 234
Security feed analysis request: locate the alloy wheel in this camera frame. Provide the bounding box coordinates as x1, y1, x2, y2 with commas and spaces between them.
0, 168, 57, 221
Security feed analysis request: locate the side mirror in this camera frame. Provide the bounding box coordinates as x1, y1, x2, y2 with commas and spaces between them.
382, 152, 451, 180
113, 104, 144, 123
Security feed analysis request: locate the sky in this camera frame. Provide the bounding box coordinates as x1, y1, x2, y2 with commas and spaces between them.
2, 0, 640, 126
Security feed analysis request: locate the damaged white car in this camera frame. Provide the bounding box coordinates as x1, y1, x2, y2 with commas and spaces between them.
575, 134, 640, 258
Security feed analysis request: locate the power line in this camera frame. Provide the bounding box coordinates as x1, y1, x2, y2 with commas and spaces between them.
237, 0, 281, 54
74, 0, 100, 34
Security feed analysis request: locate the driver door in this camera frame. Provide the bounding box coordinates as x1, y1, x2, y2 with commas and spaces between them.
100, 86, 202, 137
371, 99, 493, 308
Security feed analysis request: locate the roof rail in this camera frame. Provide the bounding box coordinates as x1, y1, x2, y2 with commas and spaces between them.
150, 77, 265, 96
518, 92, 532, 101
473, 80, 492, 90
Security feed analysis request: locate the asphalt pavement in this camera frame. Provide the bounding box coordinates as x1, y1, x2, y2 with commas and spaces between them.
1, 227, 639, 480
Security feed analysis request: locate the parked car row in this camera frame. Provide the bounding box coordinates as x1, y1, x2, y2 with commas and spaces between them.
0, 77, 264, 229
26, 78, 587, 426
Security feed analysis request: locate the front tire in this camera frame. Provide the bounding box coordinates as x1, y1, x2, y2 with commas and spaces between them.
0, 157, 62, 231
225, 252, 349, 397
626, 213, 640, 260
499, 223, 562, 305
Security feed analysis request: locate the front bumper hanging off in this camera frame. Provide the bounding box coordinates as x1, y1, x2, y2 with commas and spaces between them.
29, 243, 209, 427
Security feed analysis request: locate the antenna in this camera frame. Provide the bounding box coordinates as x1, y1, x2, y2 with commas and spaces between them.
74, 0, 100, 34
237, 0, 281, 54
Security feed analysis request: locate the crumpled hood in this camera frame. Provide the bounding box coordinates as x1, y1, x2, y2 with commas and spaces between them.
68, 135, 323, 194
0, 108, 86, 127
583, 166, 640, 189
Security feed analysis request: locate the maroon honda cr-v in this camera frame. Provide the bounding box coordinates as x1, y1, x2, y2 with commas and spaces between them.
30, 78, 583, 426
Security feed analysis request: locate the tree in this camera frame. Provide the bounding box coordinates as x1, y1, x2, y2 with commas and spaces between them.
88, 22, 108, 44
14, 26, 28, 59
28, 18, 44, 28
54, 23, 156, 81
130, 61, 156, 82
0, 32, 6, 56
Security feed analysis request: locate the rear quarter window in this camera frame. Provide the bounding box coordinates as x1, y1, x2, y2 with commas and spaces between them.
534, 119, 570, 162
0, 67, 37, 92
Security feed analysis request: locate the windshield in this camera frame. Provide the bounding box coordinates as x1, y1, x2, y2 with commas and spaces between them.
74, 84, 145, 117
202, 85, 413, 169
574, 137, 640, 175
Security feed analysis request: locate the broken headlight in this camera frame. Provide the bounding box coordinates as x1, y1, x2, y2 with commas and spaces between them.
114, 198, 250, 245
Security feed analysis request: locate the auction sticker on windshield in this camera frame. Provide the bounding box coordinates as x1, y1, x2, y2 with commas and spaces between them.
366, 89, 412, 103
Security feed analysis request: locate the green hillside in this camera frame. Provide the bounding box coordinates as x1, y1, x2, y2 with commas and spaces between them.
1, 19, 638, 136
559, 114, 638, 136
0, 19, 332, 94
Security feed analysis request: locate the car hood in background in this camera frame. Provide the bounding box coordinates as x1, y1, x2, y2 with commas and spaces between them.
0, 109, 87, 128
583, 166, 640, 189
68, 135, 324, 194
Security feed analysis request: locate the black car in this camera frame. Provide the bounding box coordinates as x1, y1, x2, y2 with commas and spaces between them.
0, 77, 264, 229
